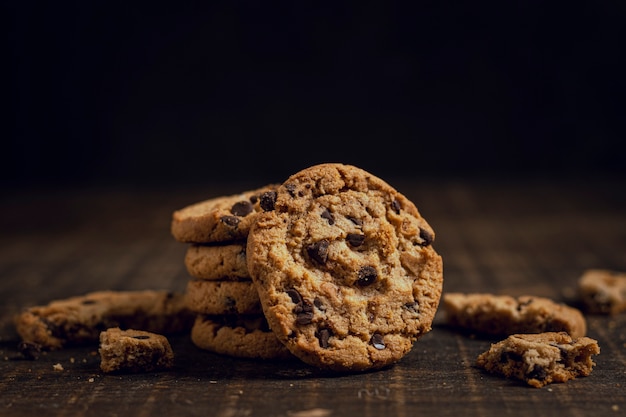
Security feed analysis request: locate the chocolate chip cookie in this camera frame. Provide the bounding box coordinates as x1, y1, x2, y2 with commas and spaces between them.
99, 327, 175, 373
443, 292, 587, 338
246, 163, 444, 371
185, 279, 262, 315
171, 184, 279, 244
476, 332, 600, 388
578, 268, 626, 315
15, 290, 194, 350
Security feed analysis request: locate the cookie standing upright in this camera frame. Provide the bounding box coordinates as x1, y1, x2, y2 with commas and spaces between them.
246, 163, 444, 371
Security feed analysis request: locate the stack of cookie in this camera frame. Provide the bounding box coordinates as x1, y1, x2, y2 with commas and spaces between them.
171, 184, 292, 360
172, 163, 445, 372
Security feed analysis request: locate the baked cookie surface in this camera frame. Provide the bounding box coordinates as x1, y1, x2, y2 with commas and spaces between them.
171, 184, 279, 244
578, 269, 626, 315
190, 315, 292, 360
99, 327, 174, 373
476, 332, 600, 388
185, 242, 249, 280
185, 279, 262, 315
443, 292, 587, 338
14, 290, 193, 350
246, 163, 443, 371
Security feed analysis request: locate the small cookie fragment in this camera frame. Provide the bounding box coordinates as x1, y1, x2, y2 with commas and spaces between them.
578, 269, 626, 315
14, 290, 193, 350
190, 315, 292, 360
476, 332, 600, 388
443, 293, 587, 338
99, 328, 174, 373
171, 184, 279, 244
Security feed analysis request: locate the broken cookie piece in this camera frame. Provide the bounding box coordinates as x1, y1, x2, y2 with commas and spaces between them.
476, 332, 600, 388
99, 328, 174, 373
443, 293, 587, 338
14, 290, 194, 350
578, 269, 626, 315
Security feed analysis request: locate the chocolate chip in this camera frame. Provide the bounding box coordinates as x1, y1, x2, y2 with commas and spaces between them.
40, 317, 63, 339
294, 300, 314, 325
81, 299, 97, 305
371, 333, 385, 350
419, 227, 434, 246
313, 297, 325, 310
348, 216, 363, 227
306, 239, 329, 264
320, 208, 334, 225
132, 335, 150, 340
287, 289, 314, 325
286, 289, 303, 305
285, 183, 297, 197
231, 201, 253, 217
346, 233, 365, 247
317, 328, 331, 349
296, 311, 314, 325
17, 341, 41, 360
500, 350, 523, 363
356, 266, 377, 286
402, 301, 419, 313
220, 215, 240, 227
551, 343, 570, 361
391, 199, 401, 214
294, 301, 313, 314
260, 191, 277, 211
516, 298, 534, 312
527, 366, 547, 381
250, 194, 259, 204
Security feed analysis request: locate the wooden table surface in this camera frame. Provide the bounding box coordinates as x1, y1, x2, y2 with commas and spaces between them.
1, 177, 625, 417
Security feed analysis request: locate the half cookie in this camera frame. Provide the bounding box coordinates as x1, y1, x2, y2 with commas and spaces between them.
476, 332, 600, 388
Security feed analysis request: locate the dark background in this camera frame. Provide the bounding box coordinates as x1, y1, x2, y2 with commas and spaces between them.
5, 2, 625, 188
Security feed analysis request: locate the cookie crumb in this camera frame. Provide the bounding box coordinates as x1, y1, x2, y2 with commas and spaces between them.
53, 363, 64, 371
88, 377, 95, 383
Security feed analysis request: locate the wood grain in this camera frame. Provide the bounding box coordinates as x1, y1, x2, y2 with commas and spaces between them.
1, 179, 625, 417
